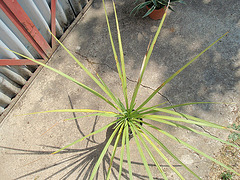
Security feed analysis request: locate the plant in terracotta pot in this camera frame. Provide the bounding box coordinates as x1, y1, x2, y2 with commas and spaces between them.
7, 0, 240, 179
131, 0, 185, 20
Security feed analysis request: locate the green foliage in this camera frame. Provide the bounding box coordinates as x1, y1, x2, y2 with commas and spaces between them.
228, 124, 240, 141
7, 0, 240, 179
220, 171, 233, 180
131, 0, 185, 18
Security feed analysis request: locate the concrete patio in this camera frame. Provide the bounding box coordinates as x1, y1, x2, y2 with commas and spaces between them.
0, 0, 240, 179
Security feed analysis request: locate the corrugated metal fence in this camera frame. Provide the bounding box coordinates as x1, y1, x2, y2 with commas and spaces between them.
0, 0, 91, 116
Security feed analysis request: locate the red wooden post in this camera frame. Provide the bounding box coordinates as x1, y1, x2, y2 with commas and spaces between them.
51, 0, 57, 48
0, 59, 44, 66
0, 0, 52, 59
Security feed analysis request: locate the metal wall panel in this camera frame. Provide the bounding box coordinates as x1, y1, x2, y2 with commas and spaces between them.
33, 0, 63, 38
0, 0, 88, 114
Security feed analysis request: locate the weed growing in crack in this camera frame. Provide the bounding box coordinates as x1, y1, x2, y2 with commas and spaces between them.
228, 124, 240, 142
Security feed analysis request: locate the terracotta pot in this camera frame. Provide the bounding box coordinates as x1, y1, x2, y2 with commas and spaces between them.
146, 6, 166, 20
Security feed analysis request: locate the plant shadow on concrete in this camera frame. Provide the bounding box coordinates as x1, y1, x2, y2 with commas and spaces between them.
1, 140, 167, 180
1, 113, 182, 179
0, 96, 182, 180
0, 144, 165, 180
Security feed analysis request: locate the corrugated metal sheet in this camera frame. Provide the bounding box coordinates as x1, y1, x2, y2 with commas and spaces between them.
0, 0, 89, 114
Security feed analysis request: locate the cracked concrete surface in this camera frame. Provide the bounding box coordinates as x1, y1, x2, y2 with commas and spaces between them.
0, 0, 240, 179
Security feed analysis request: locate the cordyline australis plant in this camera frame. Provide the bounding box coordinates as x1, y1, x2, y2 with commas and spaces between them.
8, 0, 240, 179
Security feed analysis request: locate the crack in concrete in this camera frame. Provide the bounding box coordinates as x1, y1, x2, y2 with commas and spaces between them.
74, 51, 175, 107
74, 52, 220, 140
125, 77, 175, 108
195, 124, 218, 138
75, 52, 117, 73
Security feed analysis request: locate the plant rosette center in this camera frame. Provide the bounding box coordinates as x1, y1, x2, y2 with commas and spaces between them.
116, 112, 143, 135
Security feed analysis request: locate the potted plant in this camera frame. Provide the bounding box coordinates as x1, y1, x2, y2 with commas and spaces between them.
131, 0, 185, 20
8, 0, 240, 179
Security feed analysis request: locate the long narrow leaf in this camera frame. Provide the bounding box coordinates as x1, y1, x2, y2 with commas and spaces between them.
142, 6, 156, 18
132, 125, 168, 180
97, 73, 123, 112
145, 123, 240, 176
138, 123, 201, 179
130, 39, 152, 111
106, 122, 125, 179
137, 101, 168, 113
7, 48, 118, 110
48, 30, 122, 111
102, 0, 124, 85
118, 121, 127, 180
152, 0, 157, 6
145, 108, 227, 129
90, 122, 122, 180
64, 112, 118, 121
143, 114, 224, 129
129, 124, 154, 180
130, 7, 168, 111
136, 32, 229, 111
117, 98, 126, 112
150, 120, 239, 149
52, 120, 118, 155
112, 0, 129, 109
18, 109, 117, 116
163, 102, 221, 109
125, 123, 133, 180
130, 2, 151, 16
139, 130, 184, 180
